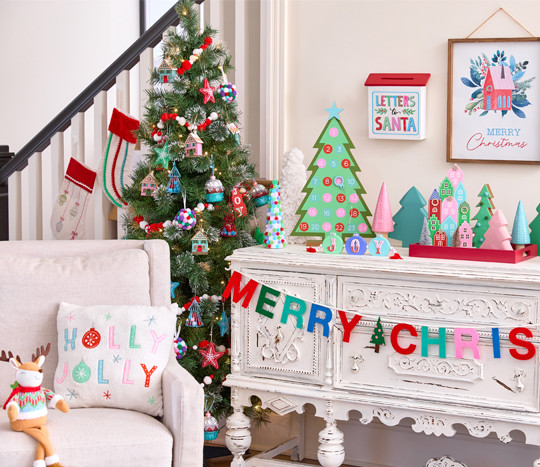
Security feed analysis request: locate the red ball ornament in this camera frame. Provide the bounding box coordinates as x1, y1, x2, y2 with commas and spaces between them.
82, 327, 101, 349
204, 37, 213, 45
201, 44, 207, 50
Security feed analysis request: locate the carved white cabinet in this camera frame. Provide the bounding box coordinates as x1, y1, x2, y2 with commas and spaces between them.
224, 245, 540, 467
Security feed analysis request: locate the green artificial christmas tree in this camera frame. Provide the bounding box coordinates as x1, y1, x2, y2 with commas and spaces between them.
529, 203, 540, 250
122, 1, 262, 422
472, 184, 494, 248
292, 103, 373, 241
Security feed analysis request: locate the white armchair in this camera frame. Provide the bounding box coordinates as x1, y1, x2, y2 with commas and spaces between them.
0, 240, 204, 467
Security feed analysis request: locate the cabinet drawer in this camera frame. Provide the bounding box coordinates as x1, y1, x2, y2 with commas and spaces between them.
235, 268, 331, 384
336, 321, 540, 412
338, 276, 538, 327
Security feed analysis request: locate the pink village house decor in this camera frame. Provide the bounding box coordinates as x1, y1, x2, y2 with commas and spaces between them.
364, 73, 430, 140
185, 132, 204, 157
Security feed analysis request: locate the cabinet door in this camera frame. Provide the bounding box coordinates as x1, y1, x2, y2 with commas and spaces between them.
336, 319, 540, 412
235, 268, 330, 384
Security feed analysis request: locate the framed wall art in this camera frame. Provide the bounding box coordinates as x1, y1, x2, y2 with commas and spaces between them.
447, 38, 540, 164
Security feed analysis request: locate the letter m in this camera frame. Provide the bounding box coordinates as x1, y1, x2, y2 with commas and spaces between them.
487, 128, 495, 136
222, 271, 259, 308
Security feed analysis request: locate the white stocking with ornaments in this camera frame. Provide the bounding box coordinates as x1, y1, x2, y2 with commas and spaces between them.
50, 157, 97, 240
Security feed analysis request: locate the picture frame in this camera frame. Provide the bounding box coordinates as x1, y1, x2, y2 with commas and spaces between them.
447, 38, 540, 164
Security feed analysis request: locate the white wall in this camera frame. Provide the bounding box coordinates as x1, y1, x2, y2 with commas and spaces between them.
278, 1, 540, 465
0, 0, 139, 153
285, 0, 540, 232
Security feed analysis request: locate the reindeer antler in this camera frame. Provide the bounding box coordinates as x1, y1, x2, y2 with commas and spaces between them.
32, 343, 51, 362
0, 350, 21, 363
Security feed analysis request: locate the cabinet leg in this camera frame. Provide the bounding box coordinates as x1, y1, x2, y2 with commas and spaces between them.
317, 401, 345, 467
225, 390, 251, 467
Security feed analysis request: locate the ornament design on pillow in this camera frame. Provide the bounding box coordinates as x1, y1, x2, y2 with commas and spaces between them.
55, 303, 175, 417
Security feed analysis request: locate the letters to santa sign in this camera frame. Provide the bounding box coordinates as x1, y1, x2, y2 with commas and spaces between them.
365, 73, 430, 140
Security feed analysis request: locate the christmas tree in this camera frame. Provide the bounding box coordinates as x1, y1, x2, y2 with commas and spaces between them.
480, 210, 513, 250
388, 186, 428, 247
529, 203, 540, 249
472, 184, 494, 248
122, 1, 261, 422
370, 317, 385, 353
292, 103, 373, 241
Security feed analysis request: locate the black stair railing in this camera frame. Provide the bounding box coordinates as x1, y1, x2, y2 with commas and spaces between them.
0, 0, 203, 186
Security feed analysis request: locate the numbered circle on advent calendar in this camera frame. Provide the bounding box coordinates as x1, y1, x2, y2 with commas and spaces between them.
299, 222, 309, 232
323, 144, 333, 154
345, 234, 367, 256
341, 159, 351, 168
323, 177, 332, 186
336, 193, 346, 203
335, 223, 344, 232
350, 208, 359, 218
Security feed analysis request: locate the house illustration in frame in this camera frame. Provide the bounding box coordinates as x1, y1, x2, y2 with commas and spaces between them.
483, 65, 513, 111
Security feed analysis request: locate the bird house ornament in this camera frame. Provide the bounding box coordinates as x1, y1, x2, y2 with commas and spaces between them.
158, 59, 177, 84
167, 162, 181, 193
185, 132, 203, 157
191, 230, 209, 255
141, 171, 158, 197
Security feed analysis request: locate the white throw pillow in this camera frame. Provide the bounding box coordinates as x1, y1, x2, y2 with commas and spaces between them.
54, 302, 177, 417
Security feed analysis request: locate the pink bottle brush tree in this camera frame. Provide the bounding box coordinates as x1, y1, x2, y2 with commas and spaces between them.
480, 209, 513, 251
372, 182, 393, 237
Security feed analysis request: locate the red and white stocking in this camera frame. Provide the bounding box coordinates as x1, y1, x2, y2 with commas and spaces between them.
97, 108, 140, 207
50, 157, 97, 240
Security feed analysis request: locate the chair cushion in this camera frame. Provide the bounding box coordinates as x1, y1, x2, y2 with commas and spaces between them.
0, 249, 152, 404
54, 302, 177, 416
0, 407, 173, 467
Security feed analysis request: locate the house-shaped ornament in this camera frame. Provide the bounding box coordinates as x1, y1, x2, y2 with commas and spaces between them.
458, 201, 470, 226
191, 230, 209, 255
429, 189, 441, 221
454, 182, 467, 206
364, 73, 430, 140
441, 196, 458, 223
439, 177, 454, 201
185, 132, 203, 157
167, 162, 182, 193
433, 229, 447, 247
441, 216, 457, 246
458, 221, 474, 248
141, 172, 158, 197
158, 59, 176, 84
483, 65, 513, 111
446, 164, 464, 188
428, 214, 441, 238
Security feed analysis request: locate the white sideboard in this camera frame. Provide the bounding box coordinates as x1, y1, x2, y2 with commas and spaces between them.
224, 245, 540, 467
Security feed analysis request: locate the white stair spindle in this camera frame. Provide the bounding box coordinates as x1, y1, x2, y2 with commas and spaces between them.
116, 70, 131, 239
8, 171, 21, 240
51, 132, 65, 190
41, 147, 54, 240
71, 112, 85, 163
93, 91, 111, 240
20, 165, 30, 240
139, 48, 153, 159
27, 153, 43, 240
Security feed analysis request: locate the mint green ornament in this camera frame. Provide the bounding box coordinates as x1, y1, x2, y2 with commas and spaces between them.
322, 232, 344, 254
72, 359, 91, 383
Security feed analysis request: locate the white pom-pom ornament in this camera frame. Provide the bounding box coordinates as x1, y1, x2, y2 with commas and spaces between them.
217, 345, 227, 353
203, 376, 212, 385
139, 220, 148, 229
209, 112, 218, 121
196, 202, 205, 211
177, 117, 186, 126
157, 121, 164, 129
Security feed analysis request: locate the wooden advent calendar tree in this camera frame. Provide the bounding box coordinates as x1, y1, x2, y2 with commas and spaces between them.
388, 186, 428, 247
292, 104, 373, 241
472, 184, 494, 248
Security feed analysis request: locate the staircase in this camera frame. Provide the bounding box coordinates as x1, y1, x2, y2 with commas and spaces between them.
0, 2, 202, 241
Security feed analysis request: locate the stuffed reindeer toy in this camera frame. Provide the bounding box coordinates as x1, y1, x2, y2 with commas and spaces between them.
2, 345, 69, 467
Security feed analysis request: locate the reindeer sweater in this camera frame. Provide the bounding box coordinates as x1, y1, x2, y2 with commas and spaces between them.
3, 386, 62, 420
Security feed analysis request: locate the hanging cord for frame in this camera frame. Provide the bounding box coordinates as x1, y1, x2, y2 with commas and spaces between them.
466, 7, 535, 39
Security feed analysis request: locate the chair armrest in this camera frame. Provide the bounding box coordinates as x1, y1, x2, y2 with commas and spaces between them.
162, 353, 205, 467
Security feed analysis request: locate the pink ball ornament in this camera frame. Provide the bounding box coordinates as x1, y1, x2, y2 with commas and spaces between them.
217, 83, 237, 103
174, 208, 197, 230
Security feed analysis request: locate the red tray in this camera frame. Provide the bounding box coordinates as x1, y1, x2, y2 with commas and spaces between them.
409, 243, 538, 264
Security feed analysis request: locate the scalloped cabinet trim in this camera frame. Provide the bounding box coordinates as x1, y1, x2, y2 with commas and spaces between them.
224, 245, 540, 466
